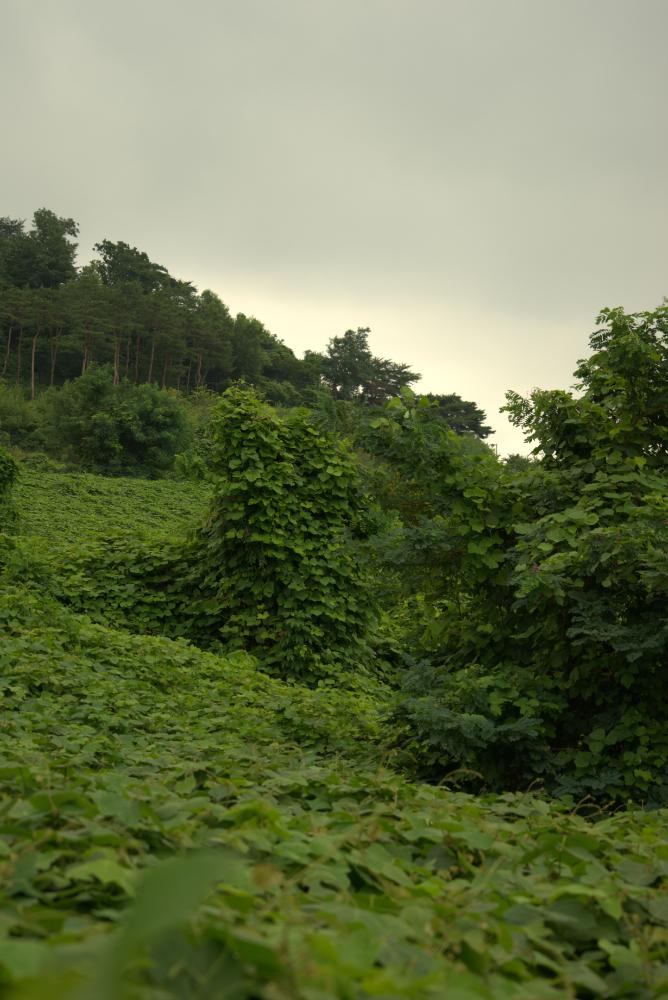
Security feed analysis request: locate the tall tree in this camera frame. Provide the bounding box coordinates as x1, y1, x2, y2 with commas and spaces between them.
0, 210, 78, 289
26, 209, 78, 288
67, 267, 111, 374
191, 290, 234, 390
232, 314, 267, 383
424, 393, 493, 439
93, 240, 167, 293
313, 327, 420, 402
0, 217, 26, 289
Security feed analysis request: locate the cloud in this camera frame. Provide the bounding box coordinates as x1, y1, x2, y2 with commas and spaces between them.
2, 0, 666, 452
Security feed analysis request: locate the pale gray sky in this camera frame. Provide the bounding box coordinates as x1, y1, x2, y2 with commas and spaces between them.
2, 0, 666, 452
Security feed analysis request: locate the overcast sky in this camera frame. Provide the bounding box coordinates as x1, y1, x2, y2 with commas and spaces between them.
2, 0, 666, 452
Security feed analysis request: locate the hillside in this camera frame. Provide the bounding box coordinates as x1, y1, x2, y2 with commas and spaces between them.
13, 466, 209, 544
1, 461, 668, 998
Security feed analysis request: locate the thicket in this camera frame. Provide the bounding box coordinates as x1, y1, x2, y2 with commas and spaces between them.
42, 365, 190, 475
0, 442, 17, 511
0, 370, 220, 477
366, 304, 668, 804
12, 387, 376, 682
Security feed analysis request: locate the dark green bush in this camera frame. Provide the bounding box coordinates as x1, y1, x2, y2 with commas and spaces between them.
0, 382, 46, 450
375, 305, 668, 803
0, 443, 17, 507
181, 386, 376, 679
34, 387, 377, 682
43, 365, 189, 475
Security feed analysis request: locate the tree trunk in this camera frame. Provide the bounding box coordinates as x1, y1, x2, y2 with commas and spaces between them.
49, 329, 61, 386
82, 332, 90, 374
196, 352, 203, 388
2, 326, 12, 376
113, 336, 121, 385
147, 338, 156, 383
161, 353, 170, 388
134, 333, 141, 382
185, 357, 192, 392
15, 327, 23, 385
124, 336, 131, 378
30, 333, 39, 400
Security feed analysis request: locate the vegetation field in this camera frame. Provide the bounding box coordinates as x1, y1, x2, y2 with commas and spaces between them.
2, 585, 668, 999
1, 299, 668, 997
13, 468, 209, 544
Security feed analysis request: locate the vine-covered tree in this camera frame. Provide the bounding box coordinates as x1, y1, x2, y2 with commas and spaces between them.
371, 302, 668, 803
182, 387, 375, 679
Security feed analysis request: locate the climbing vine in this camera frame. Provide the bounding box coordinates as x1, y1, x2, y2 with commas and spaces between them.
183, 387, 375, 679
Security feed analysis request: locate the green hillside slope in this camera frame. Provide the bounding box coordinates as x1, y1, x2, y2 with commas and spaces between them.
13, 468, 209, 544
0, 592, 666, 996
1, 460, 667, 998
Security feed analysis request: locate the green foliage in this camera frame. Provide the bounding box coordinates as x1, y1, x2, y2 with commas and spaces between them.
0, 383, 46, 450
367, 310, 668, 802
93, 238, 169, 292
182, 386, 376, 679
308, 327, 421, 403
0, 208, 78, 289
424, 392, 493, 438
505, 303, 668, 469
13, 467, 208, 544
0, 443, 17, 514
43, 366, 189, 475
1, 586, 668, 998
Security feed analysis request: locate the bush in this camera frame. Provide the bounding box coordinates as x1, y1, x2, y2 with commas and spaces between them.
0, 382, 45, 450
43, 365, 189, 475
374, 305, 668, 802
181, 387, 376, 679
0, 444, 18, 530
0, 443, 17, 505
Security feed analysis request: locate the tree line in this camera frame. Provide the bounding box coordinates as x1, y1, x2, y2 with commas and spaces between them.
0, 208, 491, 437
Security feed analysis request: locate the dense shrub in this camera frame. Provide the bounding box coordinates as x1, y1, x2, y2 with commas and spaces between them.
375, 306, 668, 802
180, 386, 376, 679
43, 365, 189, 475
22, 388, 378, 682
0, 443, 17, 512
0, 382, 45, 450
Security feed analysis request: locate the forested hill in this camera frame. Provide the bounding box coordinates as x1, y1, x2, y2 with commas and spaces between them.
0, 208, 491, 435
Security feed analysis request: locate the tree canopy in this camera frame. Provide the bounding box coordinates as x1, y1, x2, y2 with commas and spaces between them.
307, 327, 421, 404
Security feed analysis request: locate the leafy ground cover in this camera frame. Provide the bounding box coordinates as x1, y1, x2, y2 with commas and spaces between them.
1, 586, 668, 999
2, 401, 668, 998
12, 469, 209, 544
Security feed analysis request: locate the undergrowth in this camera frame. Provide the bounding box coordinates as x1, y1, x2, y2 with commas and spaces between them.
12, 468, 209, 544
1, 587, 667, 998
2, 376, 668, 997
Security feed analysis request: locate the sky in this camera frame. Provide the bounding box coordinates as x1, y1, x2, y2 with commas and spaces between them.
1, 0, 666, 453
